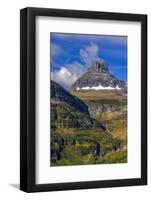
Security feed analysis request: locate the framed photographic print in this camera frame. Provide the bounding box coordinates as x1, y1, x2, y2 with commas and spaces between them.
20, 7, 147, 192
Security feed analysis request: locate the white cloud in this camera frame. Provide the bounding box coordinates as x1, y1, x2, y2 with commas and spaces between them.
80, 43, 100, 67
65, 62, 86, 76
51, 62, 85, 90
52, 43, 100, 90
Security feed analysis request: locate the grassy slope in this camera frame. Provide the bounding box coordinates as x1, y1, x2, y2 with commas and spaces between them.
51, 128, 121, 166
73, 90, 127, 142
51, 101, 103, 129
72, 90, 126, 101
51, 90, 127, 166
72, 90, 127, 164
96, 110, 127, 143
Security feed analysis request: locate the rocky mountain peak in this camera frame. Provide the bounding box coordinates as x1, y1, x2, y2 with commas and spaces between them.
71, 59, 126, 92
88, 59, 109, 74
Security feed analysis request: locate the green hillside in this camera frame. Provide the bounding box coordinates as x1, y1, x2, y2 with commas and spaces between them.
50, 81, 127, 166
51, 101, 104, 130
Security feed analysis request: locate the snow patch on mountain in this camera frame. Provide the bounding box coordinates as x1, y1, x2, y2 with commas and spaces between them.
76, 84, 121, 91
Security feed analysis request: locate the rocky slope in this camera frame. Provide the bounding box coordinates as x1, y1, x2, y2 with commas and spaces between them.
73, 90, 127, 118
51, 80, 89, 115
51, 80, 105, 130
71, 59, 126, 92
71, 59, 127, 118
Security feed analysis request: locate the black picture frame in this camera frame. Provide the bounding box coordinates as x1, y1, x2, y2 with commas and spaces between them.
20, 7, 147, 192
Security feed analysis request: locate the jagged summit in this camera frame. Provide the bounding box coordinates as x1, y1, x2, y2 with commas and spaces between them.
71, 60, 126, 92
88, 59, 109, 74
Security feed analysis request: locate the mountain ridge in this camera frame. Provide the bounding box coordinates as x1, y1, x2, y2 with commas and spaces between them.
71, 59, 126, 92
51, 80, 106, 130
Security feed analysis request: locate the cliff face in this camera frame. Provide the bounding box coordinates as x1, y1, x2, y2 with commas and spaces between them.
72, 90, 127, 119
71, 59, 126, 92
51, 80, 105, 130
51, 80, 89, 115
87, 103, 120, 118
86, 99, 127, 118
51, 103, 104, 129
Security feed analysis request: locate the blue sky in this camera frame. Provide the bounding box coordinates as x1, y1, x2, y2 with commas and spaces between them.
50, 33, 127, 90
